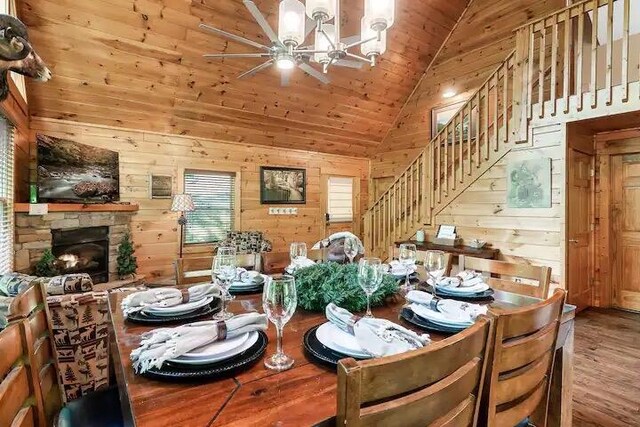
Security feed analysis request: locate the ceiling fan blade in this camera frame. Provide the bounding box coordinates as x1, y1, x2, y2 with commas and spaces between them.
243, 0, 281, 46
199, 23, 270, 51
334, 59, 364, 69
238, 60, 274, 79
204, 53, 272, 58
281, 72, 290, 87
298, 62, 330, 84
341, 35, 360, 45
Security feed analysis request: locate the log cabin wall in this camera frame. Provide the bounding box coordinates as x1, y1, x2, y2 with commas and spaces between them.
26, 117, 370, 279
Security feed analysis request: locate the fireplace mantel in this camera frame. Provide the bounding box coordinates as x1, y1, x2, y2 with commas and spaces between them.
14, 203, 139, 213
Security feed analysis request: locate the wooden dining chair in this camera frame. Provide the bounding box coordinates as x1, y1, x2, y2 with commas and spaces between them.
175, 253, 259, 285
458, 256, 551, 299
482, 289, 566, 427
337, 317, 493, 426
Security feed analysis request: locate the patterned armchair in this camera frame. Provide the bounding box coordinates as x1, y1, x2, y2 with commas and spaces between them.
218, 231, 273, 254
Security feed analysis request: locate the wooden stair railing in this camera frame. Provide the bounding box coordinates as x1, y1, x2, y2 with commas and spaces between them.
364, 50, 529, 258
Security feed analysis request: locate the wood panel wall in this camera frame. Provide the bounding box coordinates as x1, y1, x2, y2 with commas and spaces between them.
26, 118, 370, 278
370, 0, 566, 179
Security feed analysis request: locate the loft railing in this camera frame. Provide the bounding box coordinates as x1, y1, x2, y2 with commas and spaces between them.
364, 50, 523, 258
515, 0, 640, 119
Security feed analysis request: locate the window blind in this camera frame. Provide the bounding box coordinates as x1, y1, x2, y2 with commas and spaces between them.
0, 116, 14, 274
184, 170, 236, 244
327, 176, 353, 223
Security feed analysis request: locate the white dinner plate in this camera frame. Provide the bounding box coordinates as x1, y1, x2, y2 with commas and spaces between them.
170, 332, 259, 365
315, 322, 371, 359
409, 303, 473, 327
435, 300, 485, 322
182, 332, 249, 358
435, 282, 489, 295
143, 296, 214, 316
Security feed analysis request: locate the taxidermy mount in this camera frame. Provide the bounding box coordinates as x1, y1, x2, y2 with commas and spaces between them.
0, 14, 51, 101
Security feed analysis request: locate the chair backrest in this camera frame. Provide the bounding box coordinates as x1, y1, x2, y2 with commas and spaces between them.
388, 245, 453, 272
8, 281, 62, 426
260, 250, 326, 274
175, 254, 259, 285
459, 256, 551, 299
483, 289, 566, 427
337, 317, 493, 427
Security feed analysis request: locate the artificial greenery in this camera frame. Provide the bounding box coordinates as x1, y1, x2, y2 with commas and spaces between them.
293, 262, 398, 312
116, 233, 138, 278
35, 249, 60, 278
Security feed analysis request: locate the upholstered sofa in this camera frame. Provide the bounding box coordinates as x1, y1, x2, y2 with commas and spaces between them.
218, 231, 273, 254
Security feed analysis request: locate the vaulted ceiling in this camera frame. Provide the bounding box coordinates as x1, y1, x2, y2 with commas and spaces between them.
20, 0, 469, 157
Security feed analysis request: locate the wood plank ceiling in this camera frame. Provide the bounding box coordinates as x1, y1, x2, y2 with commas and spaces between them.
19, 0, 469, 157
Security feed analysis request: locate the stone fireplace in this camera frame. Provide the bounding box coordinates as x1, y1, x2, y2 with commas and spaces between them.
14, 210, 135, 282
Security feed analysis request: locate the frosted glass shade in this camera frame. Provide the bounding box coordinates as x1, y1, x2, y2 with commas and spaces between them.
306, 0, 336, 21
364, 0, 395, 31
361, 18, 386, 57
278, 0, 306, 46
314, 24, 336, 64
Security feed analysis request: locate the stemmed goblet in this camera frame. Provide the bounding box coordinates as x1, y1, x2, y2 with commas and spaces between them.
358, 257, 382, 318
424, 250, 446, 295
263, 275, 298, 371
398, 243, 417, 293
343, 236, 359, 264
212, 246, 237, 320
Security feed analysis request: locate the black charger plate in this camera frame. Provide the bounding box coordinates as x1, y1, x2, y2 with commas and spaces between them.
126, 298, 222, 325
229, 285, 263, 295
139, 331, 268, 382
303, 324, 369, 369
434, 287, 494, 301
399, 307, 466, 334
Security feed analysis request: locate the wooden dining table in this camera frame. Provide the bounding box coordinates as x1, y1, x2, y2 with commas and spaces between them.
108, 287, 575, 427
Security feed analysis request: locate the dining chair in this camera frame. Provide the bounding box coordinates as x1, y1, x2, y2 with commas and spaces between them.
482, 289, 566, 427
337, 316, 493, 426
175, 253, 259, 285
458, 256, 551, 299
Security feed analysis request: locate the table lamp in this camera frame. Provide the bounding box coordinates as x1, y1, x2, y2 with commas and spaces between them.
171, 194, 194, 258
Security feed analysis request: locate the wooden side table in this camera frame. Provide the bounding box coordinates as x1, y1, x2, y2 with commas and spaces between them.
394, 240, 500, 259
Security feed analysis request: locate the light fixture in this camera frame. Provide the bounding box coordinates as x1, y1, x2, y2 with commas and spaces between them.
364, 0, 395, 32
443, 89, 457, 98
278, 0, 306, 47
199, 0, 396, 85
171, 194, 195, 259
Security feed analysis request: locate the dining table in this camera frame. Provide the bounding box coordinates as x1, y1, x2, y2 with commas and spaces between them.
108, 282, 575, 427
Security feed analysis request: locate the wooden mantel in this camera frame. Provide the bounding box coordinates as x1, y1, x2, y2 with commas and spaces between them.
14, 203, 139, 213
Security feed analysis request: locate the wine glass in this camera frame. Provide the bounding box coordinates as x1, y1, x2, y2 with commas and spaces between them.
399, 243, 417, 292
424, 250, 446, 295
289, 242, 307, 272
344, 237, 359, 264
358, 257, 382, 318
263, 275, 297, 371
212, 253, 237, 320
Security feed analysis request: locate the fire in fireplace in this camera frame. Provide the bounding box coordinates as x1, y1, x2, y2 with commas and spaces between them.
51, 226, 109, 284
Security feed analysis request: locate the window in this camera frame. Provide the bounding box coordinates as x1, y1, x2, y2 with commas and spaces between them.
327, 176, 354, 223
0, 116, 14, 273
184, 170, 236, 244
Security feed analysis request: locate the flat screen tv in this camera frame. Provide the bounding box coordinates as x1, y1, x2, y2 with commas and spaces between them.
36, 134, 120, 203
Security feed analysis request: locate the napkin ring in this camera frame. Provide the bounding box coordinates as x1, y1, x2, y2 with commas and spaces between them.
347, 315, 361, 335
180, 289, 190, 303
217, 321, 227, 340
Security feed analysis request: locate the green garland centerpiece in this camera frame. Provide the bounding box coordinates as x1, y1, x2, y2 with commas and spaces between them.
293, 262, 398, 312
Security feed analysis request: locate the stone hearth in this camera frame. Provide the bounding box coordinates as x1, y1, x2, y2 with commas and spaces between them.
14, 211, 134, 281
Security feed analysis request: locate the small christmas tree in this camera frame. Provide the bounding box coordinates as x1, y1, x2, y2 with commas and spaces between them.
116, 233, 137, 279
35, 249, 59, 277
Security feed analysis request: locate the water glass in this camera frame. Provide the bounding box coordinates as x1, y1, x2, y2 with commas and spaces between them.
399, 243, 417, 291
263, 275, 297, 371
424, 250, 446, 294
289, 242, 307, 271
358, 257, 382, 318
343, 237, 359, 264
212, 253, 237, 320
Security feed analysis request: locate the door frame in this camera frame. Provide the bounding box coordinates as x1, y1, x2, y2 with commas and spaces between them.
594, 130, 640, 308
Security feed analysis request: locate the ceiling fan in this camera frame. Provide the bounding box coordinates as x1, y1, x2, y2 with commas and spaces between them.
200, 0, 395, 86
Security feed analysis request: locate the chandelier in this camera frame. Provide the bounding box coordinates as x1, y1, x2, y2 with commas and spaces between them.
199, 0, 395, 85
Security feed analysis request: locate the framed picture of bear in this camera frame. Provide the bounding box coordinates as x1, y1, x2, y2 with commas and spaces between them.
260, 166, 306, 204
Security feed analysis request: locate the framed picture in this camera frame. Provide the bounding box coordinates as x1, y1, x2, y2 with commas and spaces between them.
260, 166, 306, 204
507, 158, 552, 208
431, 101, 478, 142
149, 174, 172, 199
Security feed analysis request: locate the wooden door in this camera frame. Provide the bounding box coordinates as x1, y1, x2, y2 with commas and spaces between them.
611, 154, 640, 312
567, 148, 594, 310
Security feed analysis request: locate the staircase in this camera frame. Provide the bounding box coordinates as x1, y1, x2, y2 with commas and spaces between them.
364, 0, 640, 259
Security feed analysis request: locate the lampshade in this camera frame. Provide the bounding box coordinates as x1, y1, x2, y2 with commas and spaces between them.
361, 18, 387, 57
364, 0, 395, 31
278, 0, 306, 46
306, 0, 336, 22
171, 194, 194, 212
314, 23, 336, 64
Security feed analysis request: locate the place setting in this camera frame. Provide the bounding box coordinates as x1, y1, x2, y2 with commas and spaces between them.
228, 269, 267, 295
430, 270, 495, 301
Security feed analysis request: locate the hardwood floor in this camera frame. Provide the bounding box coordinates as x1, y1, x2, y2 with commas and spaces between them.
573, 308, 640, 426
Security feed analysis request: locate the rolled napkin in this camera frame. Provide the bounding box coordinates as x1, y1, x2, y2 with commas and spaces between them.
456, 270, 485, 288
325, 303, 430, 358
389, 260, 417, 276
131, 313, 268, 373
121, 283, 222, 316
406, 290, 488, 321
